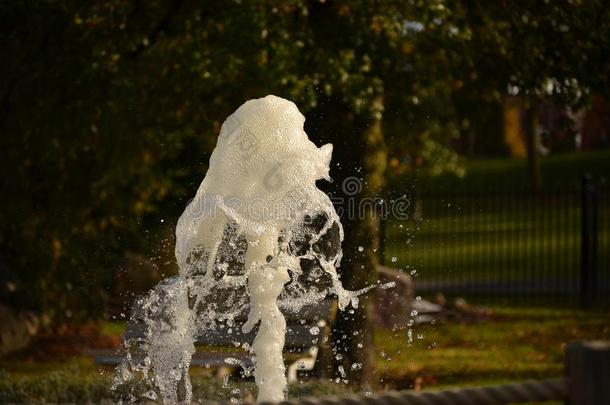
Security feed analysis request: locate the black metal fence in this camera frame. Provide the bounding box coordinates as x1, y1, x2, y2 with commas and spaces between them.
383, 175, 610, 306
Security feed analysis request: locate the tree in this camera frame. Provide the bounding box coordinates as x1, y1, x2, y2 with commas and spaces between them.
2, 0, 609, 389
408, 1, 610, 187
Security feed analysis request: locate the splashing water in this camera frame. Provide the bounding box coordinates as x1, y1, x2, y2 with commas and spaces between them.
113, 95, 366, 403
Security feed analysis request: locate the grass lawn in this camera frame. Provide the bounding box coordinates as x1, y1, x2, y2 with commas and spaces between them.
375, 305, 610, 390
385, 202, 610, 289
395, 149, 610, 193
383, 150, 610, 294
384, 204, 595, 283
1, 306, 608, 403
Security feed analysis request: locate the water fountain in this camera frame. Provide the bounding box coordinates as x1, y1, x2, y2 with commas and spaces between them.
113, 95, 370, 403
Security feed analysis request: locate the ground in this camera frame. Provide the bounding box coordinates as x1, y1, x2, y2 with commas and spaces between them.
1, 305, 608, 403
376, 305, 610, 388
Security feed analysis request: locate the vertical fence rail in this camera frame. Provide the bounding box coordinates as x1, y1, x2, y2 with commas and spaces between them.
599, 187, 604, 300
581, 174, 599, 308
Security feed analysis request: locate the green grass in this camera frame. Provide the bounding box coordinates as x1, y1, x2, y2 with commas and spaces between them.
0, 367, 113, 404
384, 151, 610, 288
1, 307, 607, 402
374, 306, 610, 391
0, 362, 349, 403
396, 149, 610, 193
384, 204, 595, 283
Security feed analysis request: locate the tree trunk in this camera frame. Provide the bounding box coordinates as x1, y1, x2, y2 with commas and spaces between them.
329, 95, 387, 389
524, 104, 541, 191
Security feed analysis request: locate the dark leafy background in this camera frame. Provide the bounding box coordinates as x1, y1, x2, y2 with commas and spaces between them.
1, 0, 608, 322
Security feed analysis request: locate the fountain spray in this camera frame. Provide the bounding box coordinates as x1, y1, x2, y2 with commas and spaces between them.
114, 95, 365, 402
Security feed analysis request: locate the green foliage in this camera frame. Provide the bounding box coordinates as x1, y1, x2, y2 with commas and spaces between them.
1, 0, 609, 320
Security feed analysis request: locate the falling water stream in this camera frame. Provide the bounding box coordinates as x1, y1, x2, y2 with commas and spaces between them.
113, 95, 371, 403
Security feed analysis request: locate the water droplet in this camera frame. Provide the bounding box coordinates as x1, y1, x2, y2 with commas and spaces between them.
338, 365, 346, 378
381, 281, 395, 290
357, 246, 364, 252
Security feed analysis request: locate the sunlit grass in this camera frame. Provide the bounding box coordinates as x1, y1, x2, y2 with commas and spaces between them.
1, 306, 608, 402
374, 306, 610, 390
384, 200, 609, 286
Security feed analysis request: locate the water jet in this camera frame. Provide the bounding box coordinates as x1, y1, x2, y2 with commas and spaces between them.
114, 95, 367, 402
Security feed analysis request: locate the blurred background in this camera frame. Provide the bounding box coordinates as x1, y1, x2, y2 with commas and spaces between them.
1, 0, 609, 402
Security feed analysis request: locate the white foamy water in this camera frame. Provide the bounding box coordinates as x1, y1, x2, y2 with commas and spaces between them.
114, 95, 365, 403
